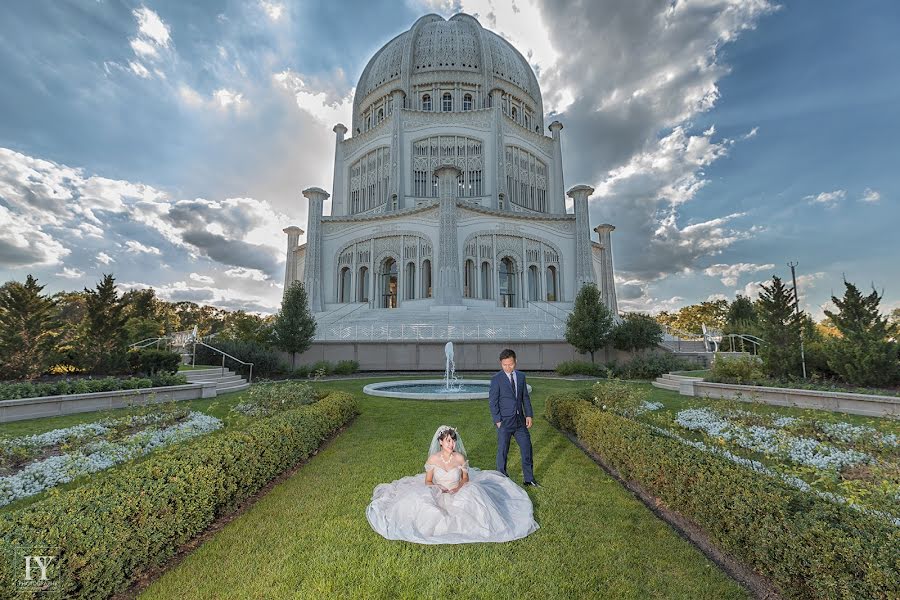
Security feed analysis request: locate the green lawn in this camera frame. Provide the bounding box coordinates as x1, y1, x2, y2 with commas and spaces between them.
139, 377, 748, 600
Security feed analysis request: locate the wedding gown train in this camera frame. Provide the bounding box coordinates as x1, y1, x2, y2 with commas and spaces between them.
366, 462, 539, 544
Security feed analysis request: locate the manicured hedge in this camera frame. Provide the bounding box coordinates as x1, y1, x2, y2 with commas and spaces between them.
0, 391, 358, 599
0, 373, 188, 401
545, 393, 900, 599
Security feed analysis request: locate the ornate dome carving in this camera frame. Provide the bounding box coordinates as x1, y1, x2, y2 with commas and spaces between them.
352, 13, 543, 131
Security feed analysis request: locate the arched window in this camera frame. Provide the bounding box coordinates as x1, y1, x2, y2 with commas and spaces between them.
528, 265, 539, 301
511, 106, 518, 121
499, 258, 516, 308
480, 261, 491, 299
349, 146, 390, 214
377, 108, 384, 122
464, 260, 475, 297
442, 92, 452, 112
422, 94, 431, 111
546, 266, 558, 302
366, 114, 371, 129
358, 266, 369, 302
412, 136, 483, 198
463, 94, 472, 111
505, 146, 548, 213
381, 258, 398, 308
421, 259, 432, 298
405, 262, 416, 300
339, 267, 351, 303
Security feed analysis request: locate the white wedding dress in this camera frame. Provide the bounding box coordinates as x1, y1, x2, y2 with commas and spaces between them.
366, 461, 539, 544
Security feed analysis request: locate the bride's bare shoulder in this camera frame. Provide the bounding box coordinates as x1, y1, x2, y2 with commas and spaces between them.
426, 452, 441, 464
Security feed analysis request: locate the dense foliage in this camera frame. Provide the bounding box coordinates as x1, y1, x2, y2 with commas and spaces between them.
565, 284, 614, 363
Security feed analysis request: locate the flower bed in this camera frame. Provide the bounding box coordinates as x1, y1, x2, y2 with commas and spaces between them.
0, 391, 358, 599
546, 391, 899, 599
1, 411, 222, 507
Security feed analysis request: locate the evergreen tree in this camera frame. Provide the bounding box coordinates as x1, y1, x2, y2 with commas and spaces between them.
823, 280, 899, 387
0, 275, 62, 380
723, 294, 759, 353
273, 282, 317, 369
756, 276, 803, 379
565, 284, 614, 363
611, 312, 663, 353
82, 274, 129, 373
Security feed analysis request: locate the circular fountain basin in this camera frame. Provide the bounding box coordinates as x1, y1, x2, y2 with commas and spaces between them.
363, 380, 532, 401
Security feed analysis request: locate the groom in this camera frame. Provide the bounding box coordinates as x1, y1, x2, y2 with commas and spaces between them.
489, 348, 538, 487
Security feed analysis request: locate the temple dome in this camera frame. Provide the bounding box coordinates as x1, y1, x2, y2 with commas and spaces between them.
352, 13, 543, 131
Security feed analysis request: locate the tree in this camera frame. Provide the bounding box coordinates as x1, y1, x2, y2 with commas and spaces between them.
220, 311, 276, 345
612, 312, 663, 353
658, 299, 728, 335
273, 282, 317, 369
565, 284, 614, 363
755, 276, 803, 379
723, 295, 759, 352
0, 275, 62, 380
823, 281, 899, 387
82, 274, 129, 373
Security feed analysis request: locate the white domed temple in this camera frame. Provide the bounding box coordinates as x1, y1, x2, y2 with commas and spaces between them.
282, 13, 619, 369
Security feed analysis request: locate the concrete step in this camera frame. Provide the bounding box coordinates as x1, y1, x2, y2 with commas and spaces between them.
661, 373, 704, 382
652, 379, 681, 391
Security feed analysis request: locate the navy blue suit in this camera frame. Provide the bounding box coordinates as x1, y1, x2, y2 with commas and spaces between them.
489, 369, 535, 482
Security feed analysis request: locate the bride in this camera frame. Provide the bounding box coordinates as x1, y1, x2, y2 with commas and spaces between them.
366, 425, 539, 544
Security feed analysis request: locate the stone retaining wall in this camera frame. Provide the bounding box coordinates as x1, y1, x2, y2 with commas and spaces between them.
0, 382, 218, 423
678, 379, 899, 418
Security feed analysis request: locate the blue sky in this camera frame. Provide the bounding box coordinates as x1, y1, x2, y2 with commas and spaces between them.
0, 0, 897, 317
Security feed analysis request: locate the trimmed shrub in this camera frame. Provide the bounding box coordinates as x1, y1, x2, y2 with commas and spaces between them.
590, 379, 649, 416
555, 360, 606, 377
0, 375, 187, 401
608, 353, 700, 380
545, 395, 900, 599
0, 391, 358, 598
707, 353, 766, 384
128, 348, 181, 376
194, 340, 287, 379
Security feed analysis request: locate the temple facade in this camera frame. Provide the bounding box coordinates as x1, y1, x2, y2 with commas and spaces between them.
283, 13, 618, 341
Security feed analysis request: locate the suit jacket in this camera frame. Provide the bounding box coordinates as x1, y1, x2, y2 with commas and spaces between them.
488, 370, 533, 424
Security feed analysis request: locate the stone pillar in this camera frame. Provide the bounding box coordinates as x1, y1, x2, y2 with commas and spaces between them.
433, 164, 463, 306
594, 224, 619, 315
331, 124, 347, 216
490, 88, 506, 210
389, 90, 405, 211
302, 187, 329, 313
567, 184, 596, 291
549, 121, 565, 214
282, 226, 303, 293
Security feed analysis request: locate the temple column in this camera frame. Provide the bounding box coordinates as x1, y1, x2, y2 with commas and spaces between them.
567, 184, 596, 291
331, 124, 347, 215
549, 121, 565, 214
433, 164, 463, 307
282, 226, 303, 293
594, 224, 619, 315
389, 90, 405, 210
302, 187, 329, 312
490, 88, 506, 210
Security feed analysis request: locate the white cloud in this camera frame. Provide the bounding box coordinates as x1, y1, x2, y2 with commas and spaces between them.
274, 70, 354, 126
97, 252, 114, 265
212, 88, 246, 110
741, 126, 759, 139
805, 189, 846, 206
706, 293, 729, 302
134, 7, 171, 47
259, 1, 285, 21
129, 61, 150, 78
860, 188, 881, 203
703, 262, 775, 287
189, 272, 215, 284
126, 240, 161, 255
130, 38, 159, 59
225, 267, 268, 281
56, 267, 85, 279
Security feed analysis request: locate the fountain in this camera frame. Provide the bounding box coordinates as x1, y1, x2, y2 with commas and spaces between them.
362, 342, 530, 400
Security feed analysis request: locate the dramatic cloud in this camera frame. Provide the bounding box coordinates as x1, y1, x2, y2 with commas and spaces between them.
273, 69, 354, 126
56, 267, 85, 279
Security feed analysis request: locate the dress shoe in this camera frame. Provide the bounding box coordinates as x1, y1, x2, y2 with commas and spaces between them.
523, 480, 541, 488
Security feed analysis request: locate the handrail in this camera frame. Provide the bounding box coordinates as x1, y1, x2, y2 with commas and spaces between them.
527, 301, 568, 323
196, 341, 254, 383
128, 337, 170, 349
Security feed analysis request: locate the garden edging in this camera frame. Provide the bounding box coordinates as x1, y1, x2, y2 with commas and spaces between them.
0, 382, 218, 424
